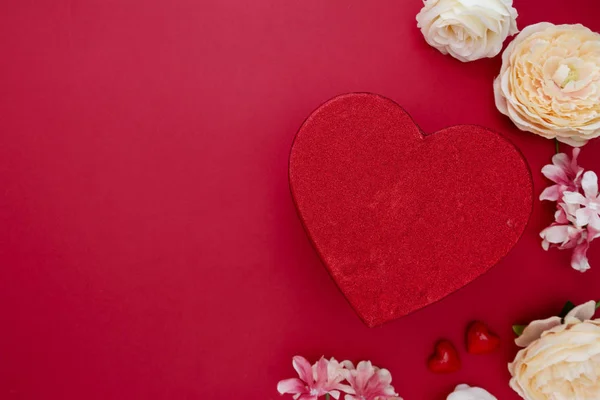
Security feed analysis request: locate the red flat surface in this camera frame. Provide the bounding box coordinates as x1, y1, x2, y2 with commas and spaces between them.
1, 1, 599, 399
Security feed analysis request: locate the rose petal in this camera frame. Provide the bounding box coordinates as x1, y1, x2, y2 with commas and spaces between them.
565, 300, 597, 321
447, 384, 498, 400
514, 316, 562, 347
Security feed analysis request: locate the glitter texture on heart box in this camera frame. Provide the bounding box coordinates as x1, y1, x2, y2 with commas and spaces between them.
289, 93, 533, 327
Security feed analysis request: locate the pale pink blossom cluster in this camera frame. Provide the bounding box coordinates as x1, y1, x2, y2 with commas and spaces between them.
277, 356, 402, 400
540, 149, 600, 272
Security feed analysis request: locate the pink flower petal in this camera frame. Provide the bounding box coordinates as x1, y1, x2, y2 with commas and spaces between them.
554, 207, 569, 224
341, 360, 355, 370
588, 224, 600, 240
292, 356, 314, 385
337, 384, 354, 395
277, 378, 307, 395
315, 357, 328, 385
582, 171, 599, 198
563, 191, 587, 205
572, 240, 591, 272
375, 368, 393, 387
541, 238, 550, 251
540, 225, 570, 244
514, 316, 561, 348
551, 152, 570, 171
565, 300, 597, 321
329, 390, 341, 400
589, 214, 600, 231
540, 185, 561, 201
571, 148, 581, 165
541, 164, 568, 184
558, 227, 584, 250
353, 361, 374, 391
575, 208, 594, 227
560, 202, 580, 224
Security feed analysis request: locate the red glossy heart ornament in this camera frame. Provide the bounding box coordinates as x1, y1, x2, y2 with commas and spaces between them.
466, 321, 501, 354
289, 93, 533, 327
428, 340, 461, 374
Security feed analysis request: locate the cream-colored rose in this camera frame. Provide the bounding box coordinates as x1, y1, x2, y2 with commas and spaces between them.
509, 301, 600, 400
416, 0, 518, 62
494, 23, 600, 147
447, 384, 497, 400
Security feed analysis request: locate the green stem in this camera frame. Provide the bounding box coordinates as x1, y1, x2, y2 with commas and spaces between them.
555, 138, 560, 154
326, 395, 330, 400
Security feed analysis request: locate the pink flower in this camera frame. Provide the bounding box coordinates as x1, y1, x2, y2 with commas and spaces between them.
540, 223, 600, 272
553, 201, 579, 226
540, 223, 582, 251
539, 149, 599, 272
342, 361, 402, 400
277, 356, 347, 400
564, 171, 600, 230
277, 357, 403, 400
539, 149, 583, 202
540, 223, 599, 272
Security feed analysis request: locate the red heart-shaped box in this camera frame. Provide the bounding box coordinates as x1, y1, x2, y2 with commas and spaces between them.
289, 93, 533, 327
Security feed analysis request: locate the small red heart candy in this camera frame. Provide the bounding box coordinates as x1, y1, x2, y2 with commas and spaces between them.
466, 321, 500, 354
427, 340, 461, 374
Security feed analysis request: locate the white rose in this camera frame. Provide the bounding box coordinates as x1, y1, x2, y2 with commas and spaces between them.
494, 23, 600, 147
509, 301, 600, 400
416, 0, 518, 62
447, 384, 497, 400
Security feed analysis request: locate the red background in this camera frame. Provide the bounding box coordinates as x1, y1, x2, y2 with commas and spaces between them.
1, 1, 600, 399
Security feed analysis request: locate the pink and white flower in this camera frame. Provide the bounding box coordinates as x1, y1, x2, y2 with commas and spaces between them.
277, 357, 402, 400
539, 223, 599, 272
539, 149, 599, 272
277, 356, 348, 400
342, 361, 402, 400
564, 171, 600, 229
539, 148, 583, 202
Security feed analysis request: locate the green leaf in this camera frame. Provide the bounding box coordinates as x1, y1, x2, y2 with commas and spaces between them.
558, 301, 576, 320
513, 324, 526, 336
596, 301, 600, 310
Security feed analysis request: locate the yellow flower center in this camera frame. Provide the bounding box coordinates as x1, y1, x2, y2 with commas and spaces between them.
561, 66, 579, 88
